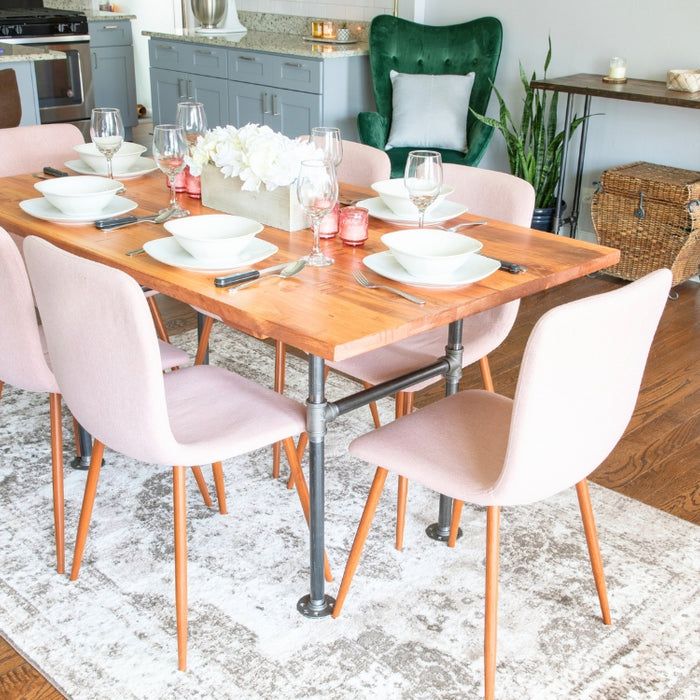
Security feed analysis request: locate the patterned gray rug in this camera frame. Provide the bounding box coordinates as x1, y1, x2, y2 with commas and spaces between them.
0, 325, 698, 699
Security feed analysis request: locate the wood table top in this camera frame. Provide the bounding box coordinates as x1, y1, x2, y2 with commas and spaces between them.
0, 172, 620, 362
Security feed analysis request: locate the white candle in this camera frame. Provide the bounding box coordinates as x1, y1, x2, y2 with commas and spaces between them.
609, 57, 627, 80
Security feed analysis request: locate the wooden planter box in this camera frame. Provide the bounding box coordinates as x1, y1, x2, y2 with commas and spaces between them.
591, 161, 700, 286
200, 164, 309, 232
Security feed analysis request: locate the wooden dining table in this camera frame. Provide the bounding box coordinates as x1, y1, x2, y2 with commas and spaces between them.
0, 170, 619, 618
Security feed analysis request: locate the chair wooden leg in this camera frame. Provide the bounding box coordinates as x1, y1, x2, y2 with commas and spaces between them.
272, 341, 286, 478
448, 499, 464, 548
211, 461, 227, 515
70, 439, 105, 581
394, 392, 412, 551
283, 437, 333, 583
576, 479, 611, 625
332, 466, 389, 618
49, 393, 65, 574
194, 314, 214, 366
363, 381, 382, 429
479, 355, 495, 393
173, 465, 188, 671
190, 466, 212, 507
146, 293, 170, 344
484, 505, 500, 700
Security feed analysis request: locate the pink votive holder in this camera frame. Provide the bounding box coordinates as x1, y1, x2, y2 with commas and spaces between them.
318, 200, 339, 238
186, 170, 201, 199
339, 206, 369, 246
169, 167, 188, 193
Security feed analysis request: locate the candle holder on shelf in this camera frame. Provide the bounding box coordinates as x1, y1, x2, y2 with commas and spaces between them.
603, 57, 627, 84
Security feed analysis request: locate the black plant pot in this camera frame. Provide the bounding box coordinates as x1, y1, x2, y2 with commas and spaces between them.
531, 202, 566, 232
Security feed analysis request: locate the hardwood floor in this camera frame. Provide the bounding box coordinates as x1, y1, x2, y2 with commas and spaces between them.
2, 273, 698, 699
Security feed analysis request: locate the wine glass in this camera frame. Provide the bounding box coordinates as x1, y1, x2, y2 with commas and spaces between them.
90, 107, 124, 179
404, 150, 443, 228
296, 159, 338, 267
152, 124, 189, 218
176, 101, 207, 197
311, 126, 343, 169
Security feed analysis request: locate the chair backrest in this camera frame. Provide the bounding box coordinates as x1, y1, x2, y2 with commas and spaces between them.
0, 227, 58, 393
23, 236, 178, 464
0, 123, 84, 176
494, 269, 672, 504
0, 69, 22, 128
368, 15, 502, 135
338, 140, 391, 187
442, 163, 536, 227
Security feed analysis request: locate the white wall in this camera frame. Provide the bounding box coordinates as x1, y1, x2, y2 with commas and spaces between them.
135, 0, 700, 236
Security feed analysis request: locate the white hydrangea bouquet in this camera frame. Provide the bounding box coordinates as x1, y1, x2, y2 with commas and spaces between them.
186, 122, 320, 193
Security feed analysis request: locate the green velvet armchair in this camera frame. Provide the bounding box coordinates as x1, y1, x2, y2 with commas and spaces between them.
358, 15, 503, 177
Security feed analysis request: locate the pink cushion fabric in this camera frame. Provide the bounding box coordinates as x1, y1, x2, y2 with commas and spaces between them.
337, 141, 391, 187
0, 124, 83, 177
0, 228, 59, 393
350, 269, 672, 506
23, 235, 306, 468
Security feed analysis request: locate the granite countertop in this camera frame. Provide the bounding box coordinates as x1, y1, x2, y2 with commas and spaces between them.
142, 28, 369, 60
0, 43, 65, 63
85, 11, 135, 21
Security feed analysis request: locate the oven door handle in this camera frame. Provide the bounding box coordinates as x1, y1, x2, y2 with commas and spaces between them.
0, 35, 90, 45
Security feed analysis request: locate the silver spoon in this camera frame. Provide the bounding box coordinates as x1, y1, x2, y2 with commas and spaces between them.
229, 259, 307, 293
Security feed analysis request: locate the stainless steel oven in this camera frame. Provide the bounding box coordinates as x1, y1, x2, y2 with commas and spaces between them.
0, 1, 94, 138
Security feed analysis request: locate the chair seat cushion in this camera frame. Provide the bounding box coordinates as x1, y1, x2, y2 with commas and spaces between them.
386, 70, 475, 153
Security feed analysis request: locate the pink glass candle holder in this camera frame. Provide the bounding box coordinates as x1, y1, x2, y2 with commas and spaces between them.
186, 169, 201, 199
169, 167, 188, 193
318, 200, 339, 238
339, 206, 369, 246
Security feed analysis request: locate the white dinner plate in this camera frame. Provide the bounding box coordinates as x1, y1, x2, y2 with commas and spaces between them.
143, 236, 278, 272
356, 197, 468, 226
65, 158, 158, 180
363, 250, 500, 288
19, 196, 137, 225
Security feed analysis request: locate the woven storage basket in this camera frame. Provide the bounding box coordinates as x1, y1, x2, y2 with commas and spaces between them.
666, 69, 700, 92
591, 161, 700, 286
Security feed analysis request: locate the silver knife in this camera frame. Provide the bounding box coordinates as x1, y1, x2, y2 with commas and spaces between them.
214, 263, 288, 288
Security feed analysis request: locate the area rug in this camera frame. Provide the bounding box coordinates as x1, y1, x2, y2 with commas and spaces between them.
0, 325, 698, 699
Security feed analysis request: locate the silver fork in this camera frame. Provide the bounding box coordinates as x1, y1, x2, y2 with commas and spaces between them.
353, 270, 426, 304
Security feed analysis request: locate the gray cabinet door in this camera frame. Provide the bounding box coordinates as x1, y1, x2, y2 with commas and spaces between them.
228, 82, 320, 138
92, 46, 138, 128
150, 68, 229, 127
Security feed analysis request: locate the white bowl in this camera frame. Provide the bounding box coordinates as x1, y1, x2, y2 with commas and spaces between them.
34, 175, 124, 215
73, 142, 147, 175
164, 214, 263, 263
371, 179, 454, 218
382, 229, 483, 278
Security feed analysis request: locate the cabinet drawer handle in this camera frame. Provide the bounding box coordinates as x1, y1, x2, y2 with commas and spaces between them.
237, 55, 255, 61
284, 62, 304, 69
157, 44, 175, 51
177, 78, 186, 98
271, 93, 279, 116
102, 25, 119, 30
93, 52, 98, 70
262, 92, 269, 114
195, 49, 213, 55
187, 79, 193, 98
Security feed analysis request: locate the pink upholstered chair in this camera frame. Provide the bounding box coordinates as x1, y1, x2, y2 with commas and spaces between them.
0, 123, 172, 343
23, 235, 318, 671
0, 228, 202, 573
325, 165, 535, 550
332, 269, 672, 699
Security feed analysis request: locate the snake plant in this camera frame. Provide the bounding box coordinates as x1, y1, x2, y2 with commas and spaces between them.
472, 38, 589, 209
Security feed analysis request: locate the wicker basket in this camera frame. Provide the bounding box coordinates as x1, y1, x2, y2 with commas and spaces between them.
591, 161, 700, 286
666, 69, 700, 93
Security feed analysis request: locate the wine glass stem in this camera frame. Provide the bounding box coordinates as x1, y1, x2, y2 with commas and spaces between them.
168, 175, 178, 210
418, 209, 426, 228
311, 217, 322, 256
106, 156, 114, 180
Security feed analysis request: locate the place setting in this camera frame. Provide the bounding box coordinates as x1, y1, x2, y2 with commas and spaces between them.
361, 150, 502, 288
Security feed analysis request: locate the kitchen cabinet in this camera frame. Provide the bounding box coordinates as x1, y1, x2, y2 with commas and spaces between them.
149, 40, 229, 126
89, 20, 138, 140
147, 36, 373, 141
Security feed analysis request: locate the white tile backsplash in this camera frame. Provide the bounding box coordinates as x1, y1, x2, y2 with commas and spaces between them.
236, 0, 393, 22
